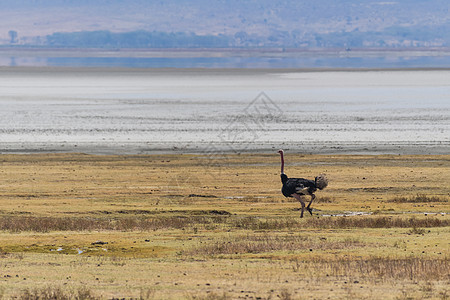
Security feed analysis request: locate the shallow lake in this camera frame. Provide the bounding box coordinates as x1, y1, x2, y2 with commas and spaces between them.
0, 68, 449, 154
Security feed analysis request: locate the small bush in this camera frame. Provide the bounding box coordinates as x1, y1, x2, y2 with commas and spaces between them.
408, 227, 427, 235
317, 196, 334, 203
186, 292, 230, 300
18, 286, 97, 300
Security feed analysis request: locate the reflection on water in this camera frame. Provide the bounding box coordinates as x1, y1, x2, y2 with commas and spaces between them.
2, 54, 450, 68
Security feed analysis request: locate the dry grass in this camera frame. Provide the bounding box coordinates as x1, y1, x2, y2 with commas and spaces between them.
229, 215, 450, 231
388, 194, 449, 203
185, 292, 230, 300
408, 226, 428, 235
17, 286, 97, 300
0, 214, 448, 233
0, 153, 448, 299
316, 196, 334, 203
304, 215, 450, 229
302, 257, 450, 281
187, 234, 365, 256
0, 215, 205, 233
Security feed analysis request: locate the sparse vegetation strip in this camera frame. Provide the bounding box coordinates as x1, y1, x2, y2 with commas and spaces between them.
388, 193, 449, 203
0, 215, 448, 233
302, 257, 450, 281
187, 234, 365, 256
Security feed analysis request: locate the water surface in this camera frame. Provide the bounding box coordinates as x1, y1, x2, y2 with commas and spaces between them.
0, 68, 448, 154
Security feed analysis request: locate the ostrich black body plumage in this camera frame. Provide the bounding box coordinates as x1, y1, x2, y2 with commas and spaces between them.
281, 174, 317, 198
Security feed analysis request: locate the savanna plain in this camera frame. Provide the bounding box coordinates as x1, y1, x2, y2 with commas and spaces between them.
0, 153, 449, 299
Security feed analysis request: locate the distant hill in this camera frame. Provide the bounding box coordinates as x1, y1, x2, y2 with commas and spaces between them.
1, 0, 449, 48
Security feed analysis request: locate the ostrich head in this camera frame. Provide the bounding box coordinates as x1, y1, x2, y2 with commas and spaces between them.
315, 174, 328, 190
277, 149, 284, 155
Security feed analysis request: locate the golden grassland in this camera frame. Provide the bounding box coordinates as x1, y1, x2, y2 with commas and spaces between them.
0, 153, 449, 299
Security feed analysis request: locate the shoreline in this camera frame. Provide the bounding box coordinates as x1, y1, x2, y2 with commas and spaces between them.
1, 141, 449, 155
2, 47, 450, 56
2, 65, 450, 73
2, 48, 450, 69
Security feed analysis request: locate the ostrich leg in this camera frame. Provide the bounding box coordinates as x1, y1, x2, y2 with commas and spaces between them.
306, 194, 316, 215
292, 193, 306, 218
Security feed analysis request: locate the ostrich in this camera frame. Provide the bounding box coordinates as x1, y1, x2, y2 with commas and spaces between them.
278, 149, 328, 218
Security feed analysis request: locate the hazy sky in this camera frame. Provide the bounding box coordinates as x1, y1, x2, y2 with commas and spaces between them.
2, 1, 449, 37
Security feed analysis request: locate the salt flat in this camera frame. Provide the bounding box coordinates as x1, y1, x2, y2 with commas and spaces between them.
0, 67, 449, 154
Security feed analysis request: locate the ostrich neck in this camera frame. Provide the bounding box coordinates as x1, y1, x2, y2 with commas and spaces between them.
280, 153, 285, 174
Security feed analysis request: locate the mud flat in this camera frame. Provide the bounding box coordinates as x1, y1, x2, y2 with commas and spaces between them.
1, 67, 449, 155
